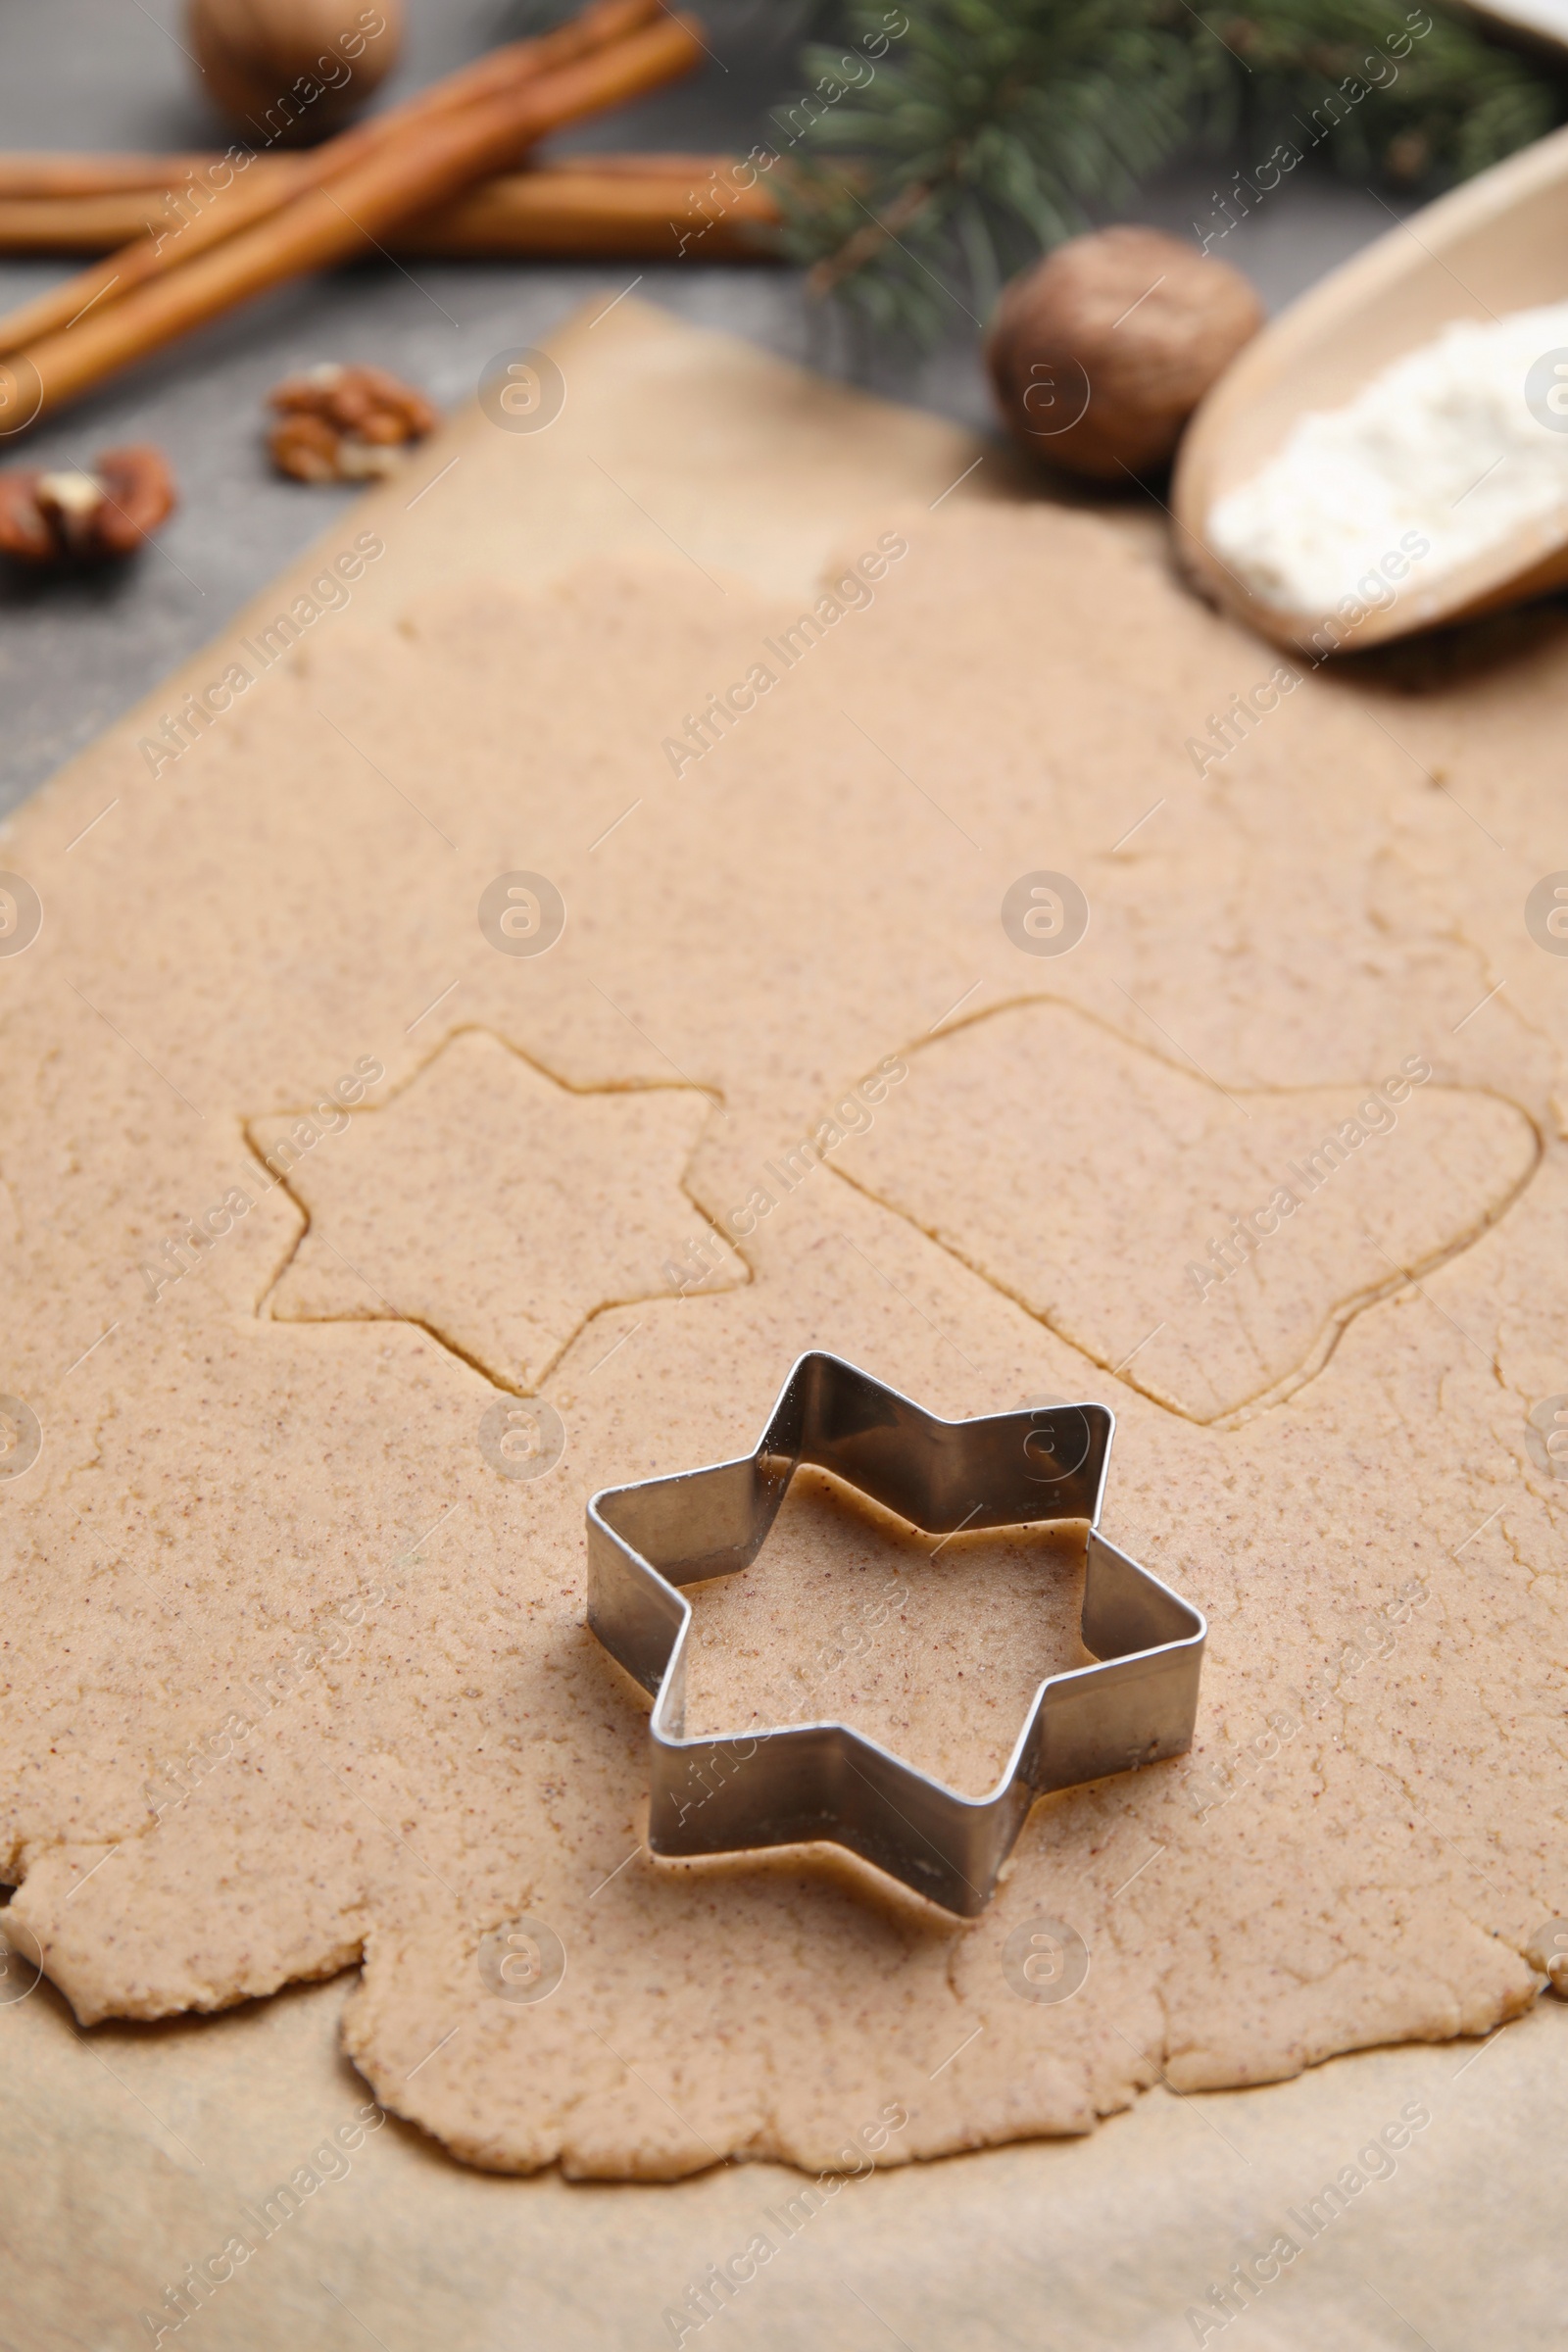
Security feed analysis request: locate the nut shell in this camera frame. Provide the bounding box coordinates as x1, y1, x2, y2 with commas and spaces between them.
987, 226, 1264, 480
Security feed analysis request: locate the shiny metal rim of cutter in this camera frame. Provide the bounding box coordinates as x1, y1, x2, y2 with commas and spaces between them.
585, 1351, 1206, 1918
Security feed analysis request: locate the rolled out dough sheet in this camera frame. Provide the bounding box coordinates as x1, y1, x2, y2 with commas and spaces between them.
2, 298, 1566, 2340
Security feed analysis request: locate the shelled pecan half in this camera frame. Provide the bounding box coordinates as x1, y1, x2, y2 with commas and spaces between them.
267, 363, 437, 482
0, 444, 176, 564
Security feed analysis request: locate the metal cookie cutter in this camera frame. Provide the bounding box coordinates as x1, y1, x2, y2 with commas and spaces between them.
586, 1352, 1205, 1917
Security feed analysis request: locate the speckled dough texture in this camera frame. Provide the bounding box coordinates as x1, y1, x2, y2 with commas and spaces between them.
2, 467, 1566, 2181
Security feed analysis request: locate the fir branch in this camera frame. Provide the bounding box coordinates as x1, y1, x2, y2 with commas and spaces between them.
1195, 0, 1561, 183
771, 0, 1566, 339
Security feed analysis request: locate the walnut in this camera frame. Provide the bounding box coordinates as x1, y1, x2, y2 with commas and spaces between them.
0, 444, 177, 565
267, 363, 437, 482
188, 0, 403, 141
986, 226, 1264, 480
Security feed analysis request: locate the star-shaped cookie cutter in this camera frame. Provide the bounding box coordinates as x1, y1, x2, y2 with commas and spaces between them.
586, 1352, 1205, 1916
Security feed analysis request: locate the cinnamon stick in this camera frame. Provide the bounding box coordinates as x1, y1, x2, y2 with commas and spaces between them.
0, 160, 780, 261
400, 164, 779, 258
0, 196, 206, 253
0, 153, 281, 200
0, 0, 661, 358
0, 146, 736, 201
1, 16, 705, 430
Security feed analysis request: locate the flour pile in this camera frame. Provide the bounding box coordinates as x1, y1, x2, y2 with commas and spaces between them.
1208, 301, 1568, 612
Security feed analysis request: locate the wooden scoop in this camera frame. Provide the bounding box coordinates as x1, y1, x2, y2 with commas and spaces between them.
1172, 122, 1568, 654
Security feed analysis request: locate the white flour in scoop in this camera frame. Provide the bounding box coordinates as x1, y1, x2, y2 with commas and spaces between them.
1207, 301, 1568, 613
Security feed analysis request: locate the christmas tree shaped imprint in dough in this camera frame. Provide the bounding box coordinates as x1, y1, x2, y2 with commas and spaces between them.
248, 1028, 741, 1392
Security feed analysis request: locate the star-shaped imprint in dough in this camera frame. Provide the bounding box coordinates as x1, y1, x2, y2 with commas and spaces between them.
250, 1029, 740, 1390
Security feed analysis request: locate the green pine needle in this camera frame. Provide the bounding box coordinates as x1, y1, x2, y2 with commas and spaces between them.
768, 0, 1564, 339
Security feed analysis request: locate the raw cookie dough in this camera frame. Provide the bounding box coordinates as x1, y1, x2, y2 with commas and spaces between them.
681, 1468, 1095, 1796
1, 494, 1565, 2182
253, 1027, 742, 1391
833, 997, 1538, 1423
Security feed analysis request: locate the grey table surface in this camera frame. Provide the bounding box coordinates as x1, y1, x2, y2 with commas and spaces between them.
0, 0, 1411, 816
